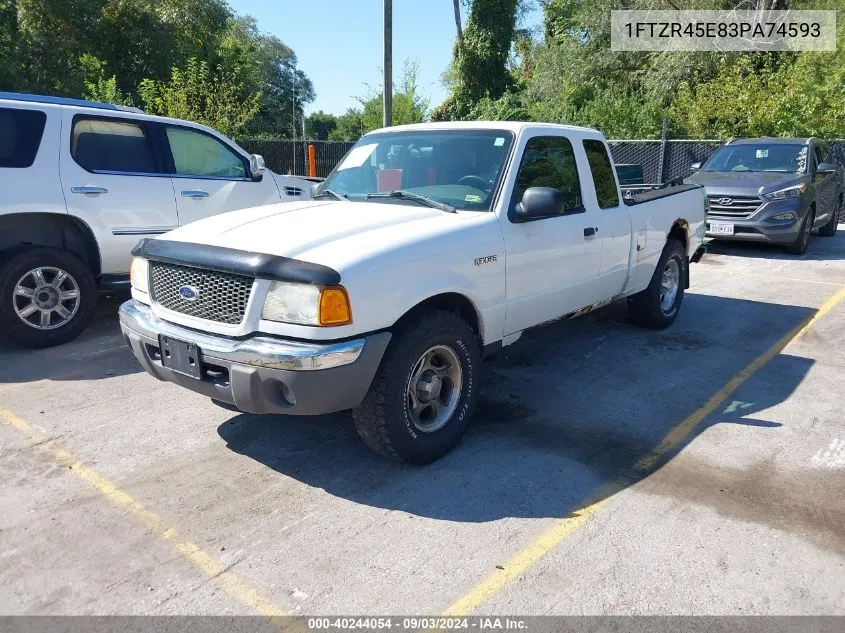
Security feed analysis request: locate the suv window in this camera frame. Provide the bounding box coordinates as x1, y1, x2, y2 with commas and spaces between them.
165, 126, 247, 179
583, 139, 620, 209
512, 136, 582, 213
72, 117, 158, 174
813, 144, 825, 169
0, 108, 47, 168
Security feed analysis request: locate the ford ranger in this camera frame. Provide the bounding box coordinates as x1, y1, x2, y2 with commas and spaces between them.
119, 122, 707, 464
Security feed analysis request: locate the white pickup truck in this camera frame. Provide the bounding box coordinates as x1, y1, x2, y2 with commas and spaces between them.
0, 92, 312, 347
120, 121, 707, 463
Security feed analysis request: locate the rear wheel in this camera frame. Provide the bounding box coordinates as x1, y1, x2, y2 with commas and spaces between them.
353, 310, 480, 464
819, 198, 840, 237
787, 207, 814, 254
0, 247, 98, 348
628, 239, 687, 330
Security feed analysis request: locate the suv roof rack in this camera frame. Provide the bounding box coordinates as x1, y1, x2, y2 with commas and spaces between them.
0, 91, 143, 114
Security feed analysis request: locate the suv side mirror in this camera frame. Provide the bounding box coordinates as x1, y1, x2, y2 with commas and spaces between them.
690, 162, 702, 171
249, 154, 266, 180
310, 182, 321, 197
817, 162, 836, 174
514, 187, 564, 221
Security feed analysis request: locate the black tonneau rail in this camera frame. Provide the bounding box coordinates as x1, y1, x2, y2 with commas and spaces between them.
623, 182, 702, 206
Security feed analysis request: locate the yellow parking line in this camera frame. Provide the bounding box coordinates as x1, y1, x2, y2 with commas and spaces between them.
0, 408, 286, 617
443, 285, 845, 616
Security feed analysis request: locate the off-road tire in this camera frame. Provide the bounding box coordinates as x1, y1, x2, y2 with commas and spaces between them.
352, 310, 481, 464
0, 246, 98, 348
627, 238, 687, 330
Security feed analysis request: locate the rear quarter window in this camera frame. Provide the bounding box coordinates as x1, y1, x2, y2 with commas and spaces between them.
583, 139, 621, 209
0, 108, 48, 168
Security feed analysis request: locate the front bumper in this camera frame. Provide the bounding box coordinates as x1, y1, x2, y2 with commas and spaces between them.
119, 300, 391, 416
705, 199, 806, 244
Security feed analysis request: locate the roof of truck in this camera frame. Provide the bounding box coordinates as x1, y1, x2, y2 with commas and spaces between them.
366, 120, 604, 137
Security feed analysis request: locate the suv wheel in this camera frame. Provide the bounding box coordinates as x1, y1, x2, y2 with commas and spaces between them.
0, 247, 98, 348
819, 198, 841, 237
787, 207, 815, 254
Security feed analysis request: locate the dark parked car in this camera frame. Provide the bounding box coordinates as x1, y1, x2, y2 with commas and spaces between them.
687, 138, 843, 254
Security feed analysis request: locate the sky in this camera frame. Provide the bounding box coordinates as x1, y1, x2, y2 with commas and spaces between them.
226, 0, 542, 116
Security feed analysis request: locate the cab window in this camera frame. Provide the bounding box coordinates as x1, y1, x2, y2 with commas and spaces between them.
512, 136, 582, 214
165, 126, 247, 179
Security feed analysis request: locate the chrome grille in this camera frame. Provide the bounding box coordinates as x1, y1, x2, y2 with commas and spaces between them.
150, 262, 253, 325
707, 195, 763, 219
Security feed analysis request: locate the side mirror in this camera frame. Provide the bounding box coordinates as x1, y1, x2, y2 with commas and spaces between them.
817, 162, 836, 174
515, 187, 564, 221
310, 182, 321, 198
690, 162, 702, 172
249, 154, 266, 180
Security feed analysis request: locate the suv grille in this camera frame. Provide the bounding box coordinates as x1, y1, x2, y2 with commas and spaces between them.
150, 262, 253, 325
707, 195, 763, 219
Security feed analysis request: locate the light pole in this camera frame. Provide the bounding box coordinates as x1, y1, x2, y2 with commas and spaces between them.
383, 0, 392, 127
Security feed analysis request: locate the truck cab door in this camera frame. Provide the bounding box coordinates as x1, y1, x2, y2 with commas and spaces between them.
498, 134, 604, 335
581, 139, 631, 298
60, 110, 178, 275
161, 124, 281, 227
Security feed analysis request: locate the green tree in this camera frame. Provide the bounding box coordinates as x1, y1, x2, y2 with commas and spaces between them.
307, 111, 338, 140
138, 57, 260, 137
79, 53, 133, 105
329, 109, 365, 141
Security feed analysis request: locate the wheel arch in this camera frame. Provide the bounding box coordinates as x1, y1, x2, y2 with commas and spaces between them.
392, 291, 484, 348
0, 213, 101, 279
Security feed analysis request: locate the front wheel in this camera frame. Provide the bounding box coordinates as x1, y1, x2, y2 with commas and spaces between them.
0, 247, 98, 348
819, 198, 840, 237
787, 208, 814, 254
628, 239, 687, 330
353, 310, 481, 464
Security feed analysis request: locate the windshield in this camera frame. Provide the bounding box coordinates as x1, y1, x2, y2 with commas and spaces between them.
318, 130, 515, 211
702, 143, 808, 173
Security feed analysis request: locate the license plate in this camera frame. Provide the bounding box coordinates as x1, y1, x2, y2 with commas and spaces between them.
159, 335, 202, 379
709, 221, 735, 236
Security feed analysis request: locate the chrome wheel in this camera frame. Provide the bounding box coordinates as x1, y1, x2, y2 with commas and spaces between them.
13, 267, 81, 330
406, 345, 463, 433
659, 259, 680, 313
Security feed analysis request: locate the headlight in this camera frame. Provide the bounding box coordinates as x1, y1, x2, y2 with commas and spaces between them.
762, 183, 807, 200
262, 281, 352, 326
129, 257, 149, 294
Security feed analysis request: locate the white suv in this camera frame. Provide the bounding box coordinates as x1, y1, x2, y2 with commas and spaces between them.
0, 92, 312, 347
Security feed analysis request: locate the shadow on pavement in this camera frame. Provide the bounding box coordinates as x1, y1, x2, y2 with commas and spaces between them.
706, 227, 844, 261
217, 293, 816, 531
0, 295, 142, 383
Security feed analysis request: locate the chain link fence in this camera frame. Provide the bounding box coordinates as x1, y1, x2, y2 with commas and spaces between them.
240, 137, 845, 183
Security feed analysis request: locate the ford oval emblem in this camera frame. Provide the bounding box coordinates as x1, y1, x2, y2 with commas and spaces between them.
179, 285, 200, 301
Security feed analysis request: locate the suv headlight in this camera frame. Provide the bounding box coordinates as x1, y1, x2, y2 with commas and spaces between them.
762, 183, 807, 200
262, 281, 352, 326
129, 257, 149, 294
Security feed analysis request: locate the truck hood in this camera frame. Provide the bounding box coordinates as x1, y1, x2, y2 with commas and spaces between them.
686, 171, 808, 197
159, 200, 477, 270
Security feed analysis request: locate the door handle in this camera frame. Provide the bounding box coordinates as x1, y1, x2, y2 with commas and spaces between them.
71, 186, 108, 195
583, 227, 598, 237
181, 190, 209, 199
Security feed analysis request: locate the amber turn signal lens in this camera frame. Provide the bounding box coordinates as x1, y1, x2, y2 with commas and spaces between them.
318, 286, 352, 326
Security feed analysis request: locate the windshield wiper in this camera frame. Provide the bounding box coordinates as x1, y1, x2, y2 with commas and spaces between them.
366, 190, 456, 213
313, 189, 348, 201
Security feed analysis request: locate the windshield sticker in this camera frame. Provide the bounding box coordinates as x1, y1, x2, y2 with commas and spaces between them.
338, 143, 377, 171
755, 149, 769, 158
465, 194, 482, 202
796, 147, 808, 174
494, 137, 505, 147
